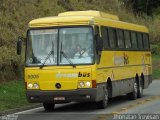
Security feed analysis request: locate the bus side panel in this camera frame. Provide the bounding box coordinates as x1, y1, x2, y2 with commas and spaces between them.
97, 50, 152, 98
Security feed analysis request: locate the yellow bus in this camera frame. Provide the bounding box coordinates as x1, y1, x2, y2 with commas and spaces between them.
17, 10, 152, 111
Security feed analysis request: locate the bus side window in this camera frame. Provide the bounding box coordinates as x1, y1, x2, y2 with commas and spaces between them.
124, 31, 131, 48
137, 33, 143, 49
101, 27, 109, 50
131, 32, 138, 49
116, 29, 124, 48
108, 28, 116, 48
143, 33, 149, 49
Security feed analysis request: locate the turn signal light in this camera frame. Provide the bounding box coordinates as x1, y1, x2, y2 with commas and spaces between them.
92, 80, 97, 88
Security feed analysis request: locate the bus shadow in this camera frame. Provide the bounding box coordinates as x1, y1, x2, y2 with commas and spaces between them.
36, 94, 151, 113
39, 95, 150, 113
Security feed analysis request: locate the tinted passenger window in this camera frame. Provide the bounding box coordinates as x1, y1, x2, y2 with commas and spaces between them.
101, 27, 109, 49
131, 32, 137, 48
116, 30, 124, 48
137, 33, 143, 49
124, 31, 131, 48
108, 28, 116, 48
143, 33, 149, 49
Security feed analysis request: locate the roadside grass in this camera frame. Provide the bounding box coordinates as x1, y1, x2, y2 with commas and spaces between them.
152, 54, 160, 80
0, 80, 30, 112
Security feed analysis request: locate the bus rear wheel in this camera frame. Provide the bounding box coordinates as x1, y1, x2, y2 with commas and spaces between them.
127, 80, 138, 100
137, 77, 143, 98
97, 89, 108, 109
43, 102, 55, 111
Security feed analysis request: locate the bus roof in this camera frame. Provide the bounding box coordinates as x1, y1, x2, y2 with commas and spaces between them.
29, 10, 149, 33
58, 10, 119, 20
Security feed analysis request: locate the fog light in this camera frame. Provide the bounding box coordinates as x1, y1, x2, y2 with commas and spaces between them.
79, 81, 85, 88
27, 83, 33, 89
86, 95, 91, 99
86, 82, 91, 87
33, 83, 39, 89
30, 97, 34, 100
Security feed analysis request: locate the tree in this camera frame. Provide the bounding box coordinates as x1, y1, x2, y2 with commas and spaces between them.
120, 0, 160, 15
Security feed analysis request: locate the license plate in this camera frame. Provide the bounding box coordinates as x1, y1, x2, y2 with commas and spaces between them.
54, 97, 65, 101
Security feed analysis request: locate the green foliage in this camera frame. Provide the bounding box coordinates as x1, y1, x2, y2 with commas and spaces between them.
120, 0, 160, 15
151, 45, 159, 55
151, 44, 160, 55
152, 7, 160, 16
152, 55, 160, 79
0, 0, 160, 82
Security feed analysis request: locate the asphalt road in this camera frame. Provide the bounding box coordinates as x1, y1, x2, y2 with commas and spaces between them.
2, 80, 160, 120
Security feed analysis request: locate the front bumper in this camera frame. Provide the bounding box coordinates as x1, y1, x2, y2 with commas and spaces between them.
26, 88, 103, 103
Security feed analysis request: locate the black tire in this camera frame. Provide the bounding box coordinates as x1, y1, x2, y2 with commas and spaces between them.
43, 102, 55, 111
127, 80, 138, 100
137, 77, 143, 98
97, 89, 108, 109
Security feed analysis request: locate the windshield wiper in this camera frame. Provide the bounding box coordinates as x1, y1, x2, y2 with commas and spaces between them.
60, 42, 76, 68
40, 41, 54, 69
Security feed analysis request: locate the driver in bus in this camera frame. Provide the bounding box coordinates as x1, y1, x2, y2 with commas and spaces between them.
74, 44, 88, 58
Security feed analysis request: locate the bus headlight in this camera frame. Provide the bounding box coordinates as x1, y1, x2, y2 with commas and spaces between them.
27, 83, 33, 89
33, 83, 39, 89
86, 81, 91, 87
27, 83, 39, 89
79, 81, 85, 88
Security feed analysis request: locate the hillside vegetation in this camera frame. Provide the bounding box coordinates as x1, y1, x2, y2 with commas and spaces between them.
0, 0, 160, 82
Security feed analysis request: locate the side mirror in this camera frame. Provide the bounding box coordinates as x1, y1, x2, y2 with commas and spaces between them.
17, 38, 22, 55
96, 36, 103, 51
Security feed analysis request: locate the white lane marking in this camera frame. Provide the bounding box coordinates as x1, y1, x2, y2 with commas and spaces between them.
14, 107, 43, 114
14, 103, 76, 115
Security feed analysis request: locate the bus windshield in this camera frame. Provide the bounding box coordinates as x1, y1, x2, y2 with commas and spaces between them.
26, 27, 94, 66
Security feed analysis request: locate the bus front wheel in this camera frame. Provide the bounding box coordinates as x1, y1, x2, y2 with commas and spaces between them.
97, 89, 108, 109
43, 102, 55, 111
